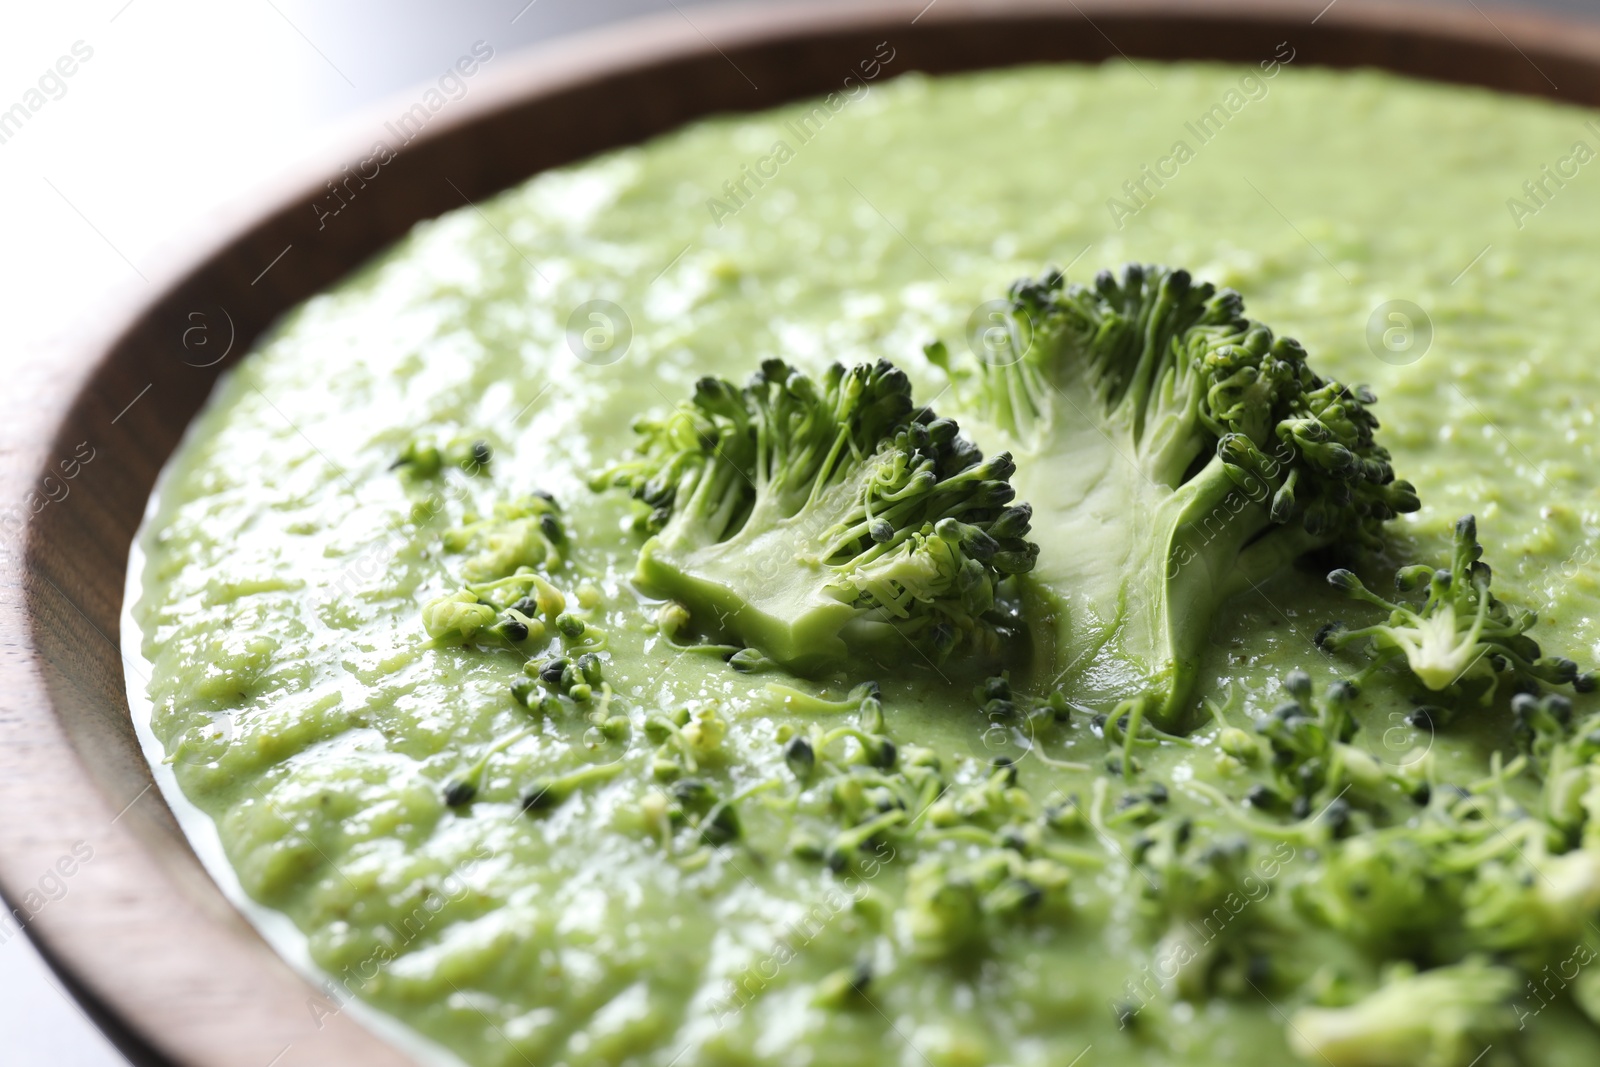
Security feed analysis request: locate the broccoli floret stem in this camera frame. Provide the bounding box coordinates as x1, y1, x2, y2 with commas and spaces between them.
943, 264, 1415, 729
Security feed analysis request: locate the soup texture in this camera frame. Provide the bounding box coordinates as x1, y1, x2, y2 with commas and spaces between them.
133, 63, 1600, 1067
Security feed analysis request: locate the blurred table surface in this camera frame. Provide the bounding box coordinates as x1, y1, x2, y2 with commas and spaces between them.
2, 0, 1597, 1063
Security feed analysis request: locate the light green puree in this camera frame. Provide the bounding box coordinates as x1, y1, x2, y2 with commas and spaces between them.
135, 65, 1600, 1067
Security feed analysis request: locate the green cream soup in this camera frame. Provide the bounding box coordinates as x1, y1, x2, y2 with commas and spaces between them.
133, 64, 1600, 1067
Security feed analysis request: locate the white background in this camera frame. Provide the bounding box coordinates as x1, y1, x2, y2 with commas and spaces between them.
2, 1, 1593, 1063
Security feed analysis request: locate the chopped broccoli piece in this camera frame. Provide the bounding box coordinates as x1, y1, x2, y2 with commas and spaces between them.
1318, 514, 1595, 700
593, 358, 1037, 673
1128, 815, 1267, 999
445, 495, 566, 582
902, 856, 987, 959
812, 958, 875, 1008
391, 435, 493, 477
422, 570, 566, 647
1462, 846, 1600, 956
726, 647, 777, 674
417, 490, 574, 649
1287, 960, 1518, 1067
1514, 691, 1600, 850
522, 762, 625, 813
932, 263, 1416, 728
420, 589, 497, 643
1248, 671, 1403, 817
1301, 821, 1466, 957
645, 703, 731, 779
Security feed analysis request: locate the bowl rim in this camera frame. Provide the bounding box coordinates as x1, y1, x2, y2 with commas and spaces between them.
6, 1, 1600, 1064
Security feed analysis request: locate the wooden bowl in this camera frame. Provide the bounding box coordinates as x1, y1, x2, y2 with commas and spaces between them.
7, 1, 1600, 1063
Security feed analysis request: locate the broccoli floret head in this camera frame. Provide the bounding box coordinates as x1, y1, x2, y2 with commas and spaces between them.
1288, 960, 1518, 1067
593, 358, 1038, 672
1318, 514, 1594, 701
932, 263, 1416, 727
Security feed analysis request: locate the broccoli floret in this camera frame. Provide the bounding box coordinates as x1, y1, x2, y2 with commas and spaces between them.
932, 264, 1416, 729
1288, 960, 1518, 1067
1318, 515, 1595, 700
417, 491, 575, 648
1249, 671, 1404, 818
1130, 816, 1268, 999
1513, 692, 1600, 850
594, 358, 1037, 672
1292, 760, 1600, 969
902, 850, 1071, 960
1462, 846, 1600, 956
1301, 825, 1467, 957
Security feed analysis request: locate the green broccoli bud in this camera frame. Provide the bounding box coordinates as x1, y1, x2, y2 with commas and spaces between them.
823, 809, 905, 873
392, 435, 495, 477
442, 778, 477, 807
784, 735, 816, 780
440, 717, 548, 809
592, 358, 1038, 672
940, 263, 1416, 729
698, 800, 742, 846
392, 438, 444, 476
